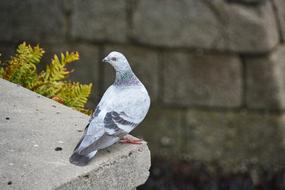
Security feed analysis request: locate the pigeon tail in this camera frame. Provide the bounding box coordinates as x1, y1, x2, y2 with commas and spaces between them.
69, 150, 97, 166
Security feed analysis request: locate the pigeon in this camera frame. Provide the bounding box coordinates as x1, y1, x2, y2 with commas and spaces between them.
69, 51, 151, 166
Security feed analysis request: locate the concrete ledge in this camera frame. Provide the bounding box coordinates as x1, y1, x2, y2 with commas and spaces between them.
0, 79, 151, 190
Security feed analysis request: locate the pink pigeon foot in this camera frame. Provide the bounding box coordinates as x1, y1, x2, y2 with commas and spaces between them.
120, 134, 143, 144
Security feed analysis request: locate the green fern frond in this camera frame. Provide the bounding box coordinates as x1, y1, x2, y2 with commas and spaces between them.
34, 81, 65, 98
43, 51, 79, 82
56, 82, 92, 110
8, 59, 37, 88
17, 42, 44, 65
0, 42, 92, 115
0, 67, 3, 78
2, 43, 44, 88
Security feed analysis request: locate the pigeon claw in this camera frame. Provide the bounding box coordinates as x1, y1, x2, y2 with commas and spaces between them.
120, 134, 143, 144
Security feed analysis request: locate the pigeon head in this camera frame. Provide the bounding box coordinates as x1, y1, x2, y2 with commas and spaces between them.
103, 51, 131, 71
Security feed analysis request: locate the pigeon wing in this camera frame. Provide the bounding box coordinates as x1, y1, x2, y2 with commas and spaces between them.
78, 111, 138, 155
72, 85, 150, 156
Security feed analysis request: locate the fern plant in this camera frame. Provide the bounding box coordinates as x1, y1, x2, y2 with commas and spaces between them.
0, 42, 92, 114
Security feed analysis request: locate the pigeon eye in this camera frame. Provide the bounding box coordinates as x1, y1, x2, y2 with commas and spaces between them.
111, 57, 117, 61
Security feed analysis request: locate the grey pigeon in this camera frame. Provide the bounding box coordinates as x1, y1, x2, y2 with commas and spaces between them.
69, 51, 151, 166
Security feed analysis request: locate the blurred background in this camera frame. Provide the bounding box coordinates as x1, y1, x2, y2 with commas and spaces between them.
1, 0, 285, 189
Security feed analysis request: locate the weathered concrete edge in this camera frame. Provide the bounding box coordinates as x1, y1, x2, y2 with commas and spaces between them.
56, 143, 151, 190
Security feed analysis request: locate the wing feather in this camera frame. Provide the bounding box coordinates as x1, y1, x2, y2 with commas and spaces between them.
72, 85, 150, 157
75, 111, 138, 155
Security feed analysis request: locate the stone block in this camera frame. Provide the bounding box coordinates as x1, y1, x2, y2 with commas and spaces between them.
133, 106, 184, 156
185, 109, 285, 172
71, 0, 127, 43
102, 45, 160, 102
135, 106, 285, 173
226, 0, 267, 5
131, 0, 278, 53
273, 0, 285, 42
0, 44, 17, 60
245, 45, 285, 109
0, 0, 66, 43
163, 51, 242, 107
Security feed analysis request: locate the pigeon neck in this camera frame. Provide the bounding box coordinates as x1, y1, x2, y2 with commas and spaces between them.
114, 70, 139, 86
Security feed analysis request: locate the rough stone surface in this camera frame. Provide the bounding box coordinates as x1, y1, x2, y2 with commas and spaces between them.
0, 0, 66, 43
245, 45, 285, 109
226, 0, 267, 5
132, 0, 278, 52
103, 45, 159, 102
163, 51, 242, 107
135, 106, 285, 173
134, 107, 184, 156
0, 79, 150, 190
71, 0, 127, 42
273, 0, 285, 42
185, 109, 285, 172
0, 44, 17, 60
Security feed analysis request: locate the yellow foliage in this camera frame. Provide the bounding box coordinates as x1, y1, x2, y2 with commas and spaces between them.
0, 42, 92, 114
57, 82, 92, 113
0, 67, 3, 77
43, 52, 79, 82
1, 42, 44, 88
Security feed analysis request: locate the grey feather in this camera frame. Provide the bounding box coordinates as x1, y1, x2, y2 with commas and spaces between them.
104, 111, 137, 131
73, 124, 89, 151
89, 107, 101, 122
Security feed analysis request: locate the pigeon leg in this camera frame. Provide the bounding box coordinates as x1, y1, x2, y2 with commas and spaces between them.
120, 134, 143, 144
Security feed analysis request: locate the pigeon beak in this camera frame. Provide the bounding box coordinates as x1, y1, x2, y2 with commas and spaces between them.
102, 57, 109, 63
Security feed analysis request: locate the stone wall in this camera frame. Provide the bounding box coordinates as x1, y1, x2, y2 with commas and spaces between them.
1, 0, 285, 181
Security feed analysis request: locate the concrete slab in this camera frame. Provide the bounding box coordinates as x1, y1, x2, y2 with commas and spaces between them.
0, 79, 150, 190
